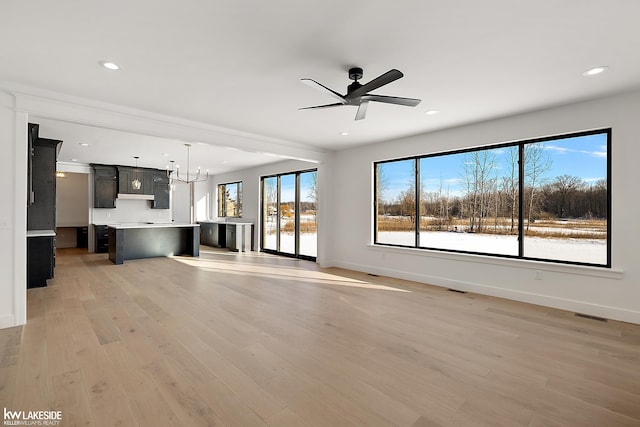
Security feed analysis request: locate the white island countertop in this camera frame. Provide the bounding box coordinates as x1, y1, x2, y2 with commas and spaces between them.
107, 223, 200, 229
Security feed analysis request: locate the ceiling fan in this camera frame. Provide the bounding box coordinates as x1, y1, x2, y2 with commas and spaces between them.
300, 67, 421, 120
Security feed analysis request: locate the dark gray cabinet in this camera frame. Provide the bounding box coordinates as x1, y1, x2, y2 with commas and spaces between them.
200, 222, 223, 247
27, 123, 61, 288
94, 225, 109, 253
118, 166, 154, 195
152, 172, 170, 209
28, 137, 62, 230
200, 222, 253, 251
27, 235, 55, 288
92, 164, 118, 208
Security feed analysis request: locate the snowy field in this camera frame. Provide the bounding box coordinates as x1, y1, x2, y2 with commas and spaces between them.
378, 231, 606, 264
263, 233, 317, 257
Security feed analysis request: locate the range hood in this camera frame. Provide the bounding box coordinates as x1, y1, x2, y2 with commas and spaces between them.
117, 193, 155, 201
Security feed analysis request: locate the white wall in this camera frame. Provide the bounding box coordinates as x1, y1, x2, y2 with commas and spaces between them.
328, 90, 640, 324
91, 198, 172, 225
56, 172, 89, 227
0, 91, 23, 328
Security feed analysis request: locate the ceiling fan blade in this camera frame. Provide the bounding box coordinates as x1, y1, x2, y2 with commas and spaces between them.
362, 94, 422, 107
346, 69, 404, 99
355, 101, 369, 121
301, 78, 346, 103
299, 102, 344, 110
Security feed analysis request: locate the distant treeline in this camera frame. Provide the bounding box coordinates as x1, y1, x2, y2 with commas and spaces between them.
380, 175, 607, 232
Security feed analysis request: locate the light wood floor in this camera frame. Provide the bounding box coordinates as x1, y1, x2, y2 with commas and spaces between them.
1, 248, 639, 427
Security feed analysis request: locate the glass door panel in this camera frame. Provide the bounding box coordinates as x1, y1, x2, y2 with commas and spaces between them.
262, 177, 277, 251
278, 174, 296, 255
299, 171, 317, 258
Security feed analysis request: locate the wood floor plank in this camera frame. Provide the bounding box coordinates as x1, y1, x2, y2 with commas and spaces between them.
3, 247, 639, 427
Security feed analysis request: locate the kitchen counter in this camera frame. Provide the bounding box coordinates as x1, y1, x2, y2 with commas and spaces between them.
108, 222, 199, 229
27, 229, 56, 237
108, 223, 200, 264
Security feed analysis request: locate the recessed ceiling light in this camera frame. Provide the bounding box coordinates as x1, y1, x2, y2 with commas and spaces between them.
425, 110, 439, 115
340, 132, 349, 136
582, 66, 608, 76
162, 153, 169, 157
99, 60, 120, 70
71, 158, 78, 162
79, 143, 89, 147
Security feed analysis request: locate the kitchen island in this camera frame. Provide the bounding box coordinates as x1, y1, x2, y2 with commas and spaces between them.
108, 223, 200, 265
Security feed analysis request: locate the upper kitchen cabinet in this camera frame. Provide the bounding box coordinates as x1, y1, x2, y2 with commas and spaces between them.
118, 166, 154, 195
152, 171, 170, 209
91, 164, 170, 209
28, 132, 62, 230
91, 164, 118, 208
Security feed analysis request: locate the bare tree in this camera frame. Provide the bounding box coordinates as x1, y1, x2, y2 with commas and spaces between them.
462, 150, 496, 232
501, 146, 519, 233
376, 165, 391, 215
524, 143, 552, 231
307, 171, 318, 224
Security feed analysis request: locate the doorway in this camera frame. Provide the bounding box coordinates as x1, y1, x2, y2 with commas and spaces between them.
261, 169, 317, 260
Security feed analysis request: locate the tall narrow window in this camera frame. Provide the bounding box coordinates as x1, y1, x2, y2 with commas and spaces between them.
217, 181, 242, 217
374, 129, 610, 268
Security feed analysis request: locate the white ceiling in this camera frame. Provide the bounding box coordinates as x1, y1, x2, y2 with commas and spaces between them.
2, 1, 640, 172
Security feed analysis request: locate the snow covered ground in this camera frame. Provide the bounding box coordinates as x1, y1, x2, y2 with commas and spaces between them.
378, 231, 606, 264
263, 232, 317, 257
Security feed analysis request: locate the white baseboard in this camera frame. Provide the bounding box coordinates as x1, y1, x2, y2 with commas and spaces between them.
329, 260, 640, 325
0, 314, 19, 330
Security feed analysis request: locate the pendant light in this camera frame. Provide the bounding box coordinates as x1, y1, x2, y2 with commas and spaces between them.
132, 156, 142, 190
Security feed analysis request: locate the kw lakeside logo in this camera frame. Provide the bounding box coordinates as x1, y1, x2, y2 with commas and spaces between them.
3, 408, 62, 426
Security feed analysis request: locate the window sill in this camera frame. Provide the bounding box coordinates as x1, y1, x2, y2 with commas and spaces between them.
367, 244, 624, 280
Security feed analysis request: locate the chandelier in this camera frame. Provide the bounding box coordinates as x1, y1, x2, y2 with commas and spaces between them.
167, 143, 209, 183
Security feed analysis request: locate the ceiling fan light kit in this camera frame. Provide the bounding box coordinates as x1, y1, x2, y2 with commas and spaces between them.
300, 67, 421, 120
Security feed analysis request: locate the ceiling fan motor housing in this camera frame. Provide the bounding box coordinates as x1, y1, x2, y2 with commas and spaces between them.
348, 67, 363, 81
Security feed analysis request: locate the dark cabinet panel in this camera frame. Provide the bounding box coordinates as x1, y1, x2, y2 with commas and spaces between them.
27, 236, 55, 288
200, 222, 222, 247
92, 164, 117, 208
152, 172, 170, 209
77, 226, 89, 248
118, 166, 154, 195
28, 137, 61, 230
94, 225, 109, 253
143, 172, 154, 195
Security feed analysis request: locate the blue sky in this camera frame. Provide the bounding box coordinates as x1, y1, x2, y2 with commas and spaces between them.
378, 132, 608, 201
272, 171, 316, 203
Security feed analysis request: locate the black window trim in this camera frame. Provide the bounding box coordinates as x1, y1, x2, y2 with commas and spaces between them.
373, 128, 612, 268
217, 180, 243, 218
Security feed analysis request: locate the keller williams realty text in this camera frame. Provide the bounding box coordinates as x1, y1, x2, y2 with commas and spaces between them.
3, 408, 62, 426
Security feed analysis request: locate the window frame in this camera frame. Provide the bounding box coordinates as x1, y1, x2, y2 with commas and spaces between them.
373, 128, 612, 268
217, 181, 243, 218
260, 168, 318, 261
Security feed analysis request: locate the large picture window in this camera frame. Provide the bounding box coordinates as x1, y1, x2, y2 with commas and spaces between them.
217, 181, 242, 217
374, 129, 611, 267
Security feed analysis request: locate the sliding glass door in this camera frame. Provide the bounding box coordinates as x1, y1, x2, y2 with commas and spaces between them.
278, 174, 296, 255
261, 169, 317, 260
